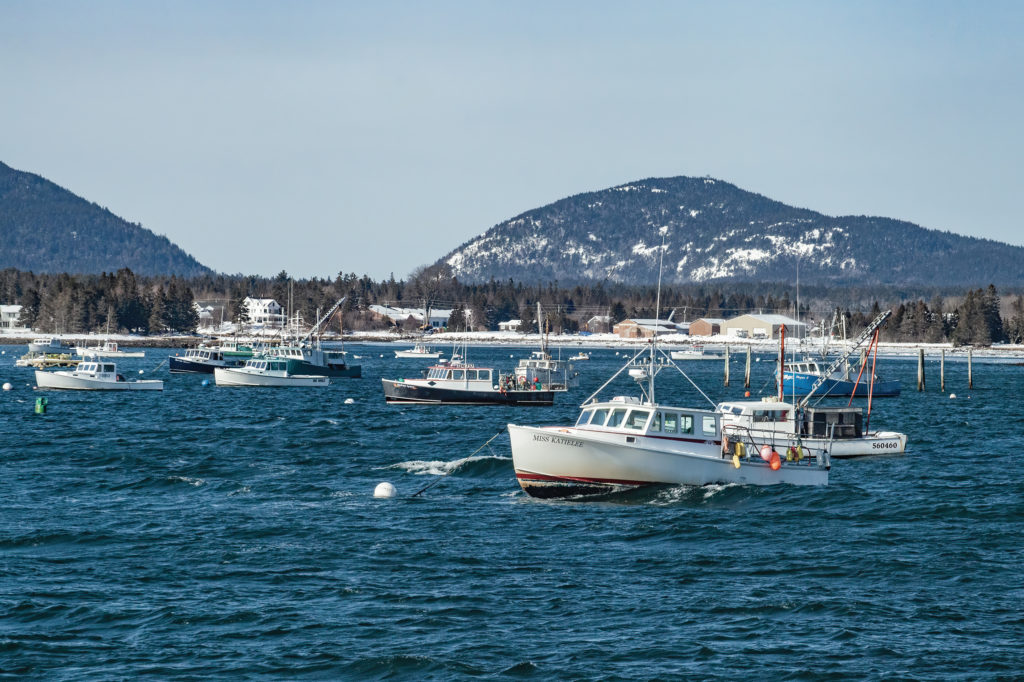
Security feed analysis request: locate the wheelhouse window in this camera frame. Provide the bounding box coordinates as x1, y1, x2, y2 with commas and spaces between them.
576, 410, 593, 426
651, 412, 662, 432
589, 408, 609, 426
452, 370, 464, 380
606, 408, 627, 428
663, 412, 679, 434
478, 369, 491, 382
624, 409, 650, 431
702, 416, 718, 436
680, 414, 694, 434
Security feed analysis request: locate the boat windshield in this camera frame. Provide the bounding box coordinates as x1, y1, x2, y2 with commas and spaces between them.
623, 409, 650, 430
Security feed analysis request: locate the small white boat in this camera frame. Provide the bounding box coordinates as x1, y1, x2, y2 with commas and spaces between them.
717, 399, 907, 459
213, 358, 330, 387
670, 346, 722, 361
28, 337, 74, 354
75, 340, 146, 358
35, 361, 163, 391
569, 352, 590, 361
514, 350, 577, 390
394, 343, 442, 359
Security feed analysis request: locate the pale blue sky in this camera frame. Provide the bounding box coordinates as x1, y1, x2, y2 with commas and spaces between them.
2, 1, 1021, 279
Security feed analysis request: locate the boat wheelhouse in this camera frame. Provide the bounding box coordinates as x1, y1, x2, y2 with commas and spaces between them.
513, 350, 577, 390
169, 347, 246, 374
265, 345, 361, 378
717, 399, 907, 459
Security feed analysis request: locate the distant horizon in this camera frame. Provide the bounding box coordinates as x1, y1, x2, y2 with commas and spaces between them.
4, 2, 1022, 279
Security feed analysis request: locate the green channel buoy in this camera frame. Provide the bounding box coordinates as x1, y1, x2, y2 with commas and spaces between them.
34, 396, 48, 415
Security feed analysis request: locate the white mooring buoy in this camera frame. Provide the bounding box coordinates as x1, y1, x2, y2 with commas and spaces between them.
344, 398, 354, 404
138, 370, 144, 374
2, 382, 12, 391
949, 393, 957, 399
374, 482, 397, 498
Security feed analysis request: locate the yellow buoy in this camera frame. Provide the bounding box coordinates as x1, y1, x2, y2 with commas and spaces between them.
732, 453, 741, 469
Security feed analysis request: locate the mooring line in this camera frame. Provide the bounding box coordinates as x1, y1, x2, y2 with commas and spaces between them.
410, 429, 507, 497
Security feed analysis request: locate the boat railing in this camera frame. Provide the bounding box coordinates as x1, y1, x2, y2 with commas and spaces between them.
721, 423, 829, 468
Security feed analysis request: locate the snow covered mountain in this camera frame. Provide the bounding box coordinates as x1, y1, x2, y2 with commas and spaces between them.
440, 176, 1024, 286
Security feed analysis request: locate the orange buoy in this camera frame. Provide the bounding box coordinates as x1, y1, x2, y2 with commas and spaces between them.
769, 451, 781, 470
760, 445, 772, 462
744, 390, 750, 397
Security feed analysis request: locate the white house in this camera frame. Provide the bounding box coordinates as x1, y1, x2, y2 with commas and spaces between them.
0, 304, 25, 330
498, 319, 522, 332
243, 297, 284, 327
368, 305, 463, 329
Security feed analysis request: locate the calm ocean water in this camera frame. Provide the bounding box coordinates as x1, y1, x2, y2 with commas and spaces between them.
1, 343, 1022, 679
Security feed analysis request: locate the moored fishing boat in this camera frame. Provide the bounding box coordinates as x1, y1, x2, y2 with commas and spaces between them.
75, 340, 145, 358
169, 347, 246, 374
267, 344, 361, 378
35, 361, 163, 391
382, 357, 554, 405
778, 358, 901, 398
394, 342, 442, 359
27, 337, 74, 354
213, 358, 329, 387
670, 345, 723, 361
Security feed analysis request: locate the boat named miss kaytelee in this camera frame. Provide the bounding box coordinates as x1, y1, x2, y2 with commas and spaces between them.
508, 346, 829, 499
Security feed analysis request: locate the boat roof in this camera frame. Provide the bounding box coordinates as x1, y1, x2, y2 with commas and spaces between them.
717, 400, 796, 412
582, 395, 718, 415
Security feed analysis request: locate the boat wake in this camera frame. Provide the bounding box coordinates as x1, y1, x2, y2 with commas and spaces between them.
386, 454, 511, 477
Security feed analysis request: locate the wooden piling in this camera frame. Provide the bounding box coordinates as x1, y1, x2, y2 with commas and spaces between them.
968, 349, 973, 389
724, 346, 730, 387
940, 349, 945, 392
917, 348, 925, 391
744, 345, 751, 389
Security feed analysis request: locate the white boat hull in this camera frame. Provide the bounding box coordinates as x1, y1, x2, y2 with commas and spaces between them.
726, 430, 907, 459
77, 349, 146, 358
394, 350, 442, 358
213, 367, 329, 387
508, 423, 828, 497
34, 370, 163, 391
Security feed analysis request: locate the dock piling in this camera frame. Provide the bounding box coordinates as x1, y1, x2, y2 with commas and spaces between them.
917, 348, 925, 391
744, 345, 751, 389
724, 346, 730, 387
940, 349, 945, 392
968, 349, 973, 389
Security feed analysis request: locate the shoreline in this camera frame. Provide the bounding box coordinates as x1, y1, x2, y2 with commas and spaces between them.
2, 330, 1024, 361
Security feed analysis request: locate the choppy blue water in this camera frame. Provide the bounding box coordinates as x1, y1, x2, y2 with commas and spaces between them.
1, 343, 1022, 679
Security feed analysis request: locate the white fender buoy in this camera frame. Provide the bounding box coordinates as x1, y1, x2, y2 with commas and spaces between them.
138, 370, 144, 374
949, 393, 956, 399
344, 398, 354, 404
2, 382, 12, 391
374, 482, 396, 498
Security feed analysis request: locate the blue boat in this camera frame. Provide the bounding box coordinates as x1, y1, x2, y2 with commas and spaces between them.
778, 359, 901, 398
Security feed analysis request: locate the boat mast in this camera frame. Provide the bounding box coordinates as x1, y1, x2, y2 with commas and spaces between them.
650, 228, 667, 404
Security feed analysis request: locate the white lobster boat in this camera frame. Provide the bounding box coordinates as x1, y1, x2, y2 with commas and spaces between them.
717, 400, 907, 459
394, 343, 442, 359
213, 358, 329, 387
75, 340, 145, 358
35, 361, 163, 391
508, 346, 829, 499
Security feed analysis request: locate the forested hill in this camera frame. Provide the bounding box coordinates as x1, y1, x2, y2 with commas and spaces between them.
440, 176, 1024, 287
0, 161, 211, 277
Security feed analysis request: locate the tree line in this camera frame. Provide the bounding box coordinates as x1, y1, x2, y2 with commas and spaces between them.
1, 265, 1021, 346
